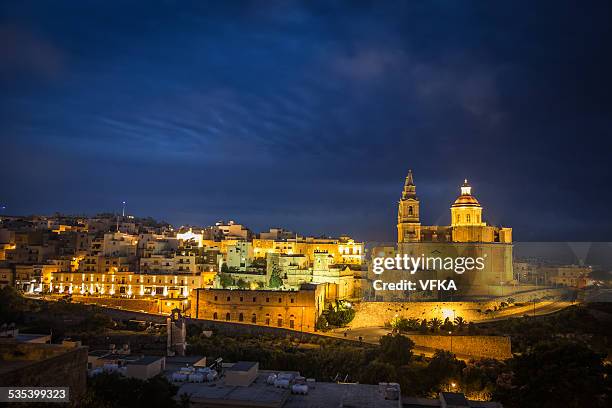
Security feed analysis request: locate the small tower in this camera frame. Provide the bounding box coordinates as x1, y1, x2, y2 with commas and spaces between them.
397, 170, 421, 242
167, 308, 186, 356
450, 179, 485, 227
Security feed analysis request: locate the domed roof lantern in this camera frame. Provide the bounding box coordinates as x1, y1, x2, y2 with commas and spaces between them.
460, 179, 471, 195
452, 179, 481, 207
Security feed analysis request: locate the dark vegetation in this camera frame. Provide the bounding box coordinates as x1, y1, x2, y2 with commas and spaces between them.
0, 287, 115, 341
315, 300, 356, 330
477, 303, 612, 355
78, 372, 185, 408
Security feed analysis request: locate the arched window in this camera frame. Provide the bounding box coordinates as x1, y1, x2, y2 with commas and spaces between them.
213, 312, 218, 320
408, 206, 413, 215
265, 314, 270, 325
238, 313, 244, 322
251, 313, 257, 323
277, 314, 283, 327
225, 313, 231, 321
289, 315, 295, 329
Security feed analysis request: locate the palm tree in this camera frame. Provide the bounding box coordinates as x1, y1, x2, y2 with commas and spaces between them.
429, 317, 442, 332
407, 318, 420, 331
419, 319, 428, 333
454, 316, 466, 332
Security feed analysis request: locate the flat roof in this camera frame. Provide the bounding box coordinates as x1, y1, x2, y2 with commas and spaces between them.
177, 374, 289, 408
441, 392, 469, 406
176, 371, 401, 408
15, 333, 50, 342
102, 353, 141, 361
88, 350, 111, 357
128, 356, 164, 366
226, 361, 257, 372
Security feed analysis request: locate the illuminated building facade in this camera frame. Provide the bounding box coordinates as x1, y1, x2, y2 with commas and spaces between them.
42, 269, 210, 298
191, 283, 326, 332
396, 170, 514, 293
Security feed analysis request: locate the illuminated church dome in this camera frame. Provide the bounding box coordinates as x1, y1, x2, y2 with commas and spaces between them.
451, 179, 481, 208
450, 179, 485, 226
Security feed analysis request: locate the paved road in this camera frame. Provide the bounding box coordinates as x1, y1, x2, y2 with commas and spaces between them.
584, 289, 612, 302
476, 300, 573, 322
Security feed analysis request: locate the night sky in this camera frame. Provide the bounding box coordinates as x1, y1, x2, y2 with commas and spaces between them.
1, 1, 611, 242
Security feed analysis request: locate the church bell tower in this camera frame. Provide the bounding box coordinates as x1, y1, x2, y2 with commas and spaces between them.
397, 170, 421, 242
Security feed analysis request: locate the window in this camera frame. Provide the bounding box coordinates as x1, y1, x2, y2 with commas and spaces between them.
466, 214, 471, 222
238, 313, 244, 322
278, 298, 282, 303
277, 315, 283, 327
408, 206, 413, 215
240, 297, 243, 302
225, 313, 231, 321
456, 215, 460, 223
265, 314, 270, 325
251, 313, 257, 323
266, 297, 269, 303
289, 315, 295, 329
227, 296, 231, 301
214, 296, 218, 301
252, 297, 256, 302
213, 312, 218, 320
290, 298, 294, 303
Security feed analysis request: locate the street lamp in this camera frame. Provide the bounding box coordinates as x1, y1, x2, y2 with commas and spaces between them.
449, 331, 453, 353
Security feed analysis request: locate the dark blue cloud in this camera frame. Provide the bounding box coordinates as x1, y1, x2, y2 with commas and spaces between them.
1, 0, 611, 241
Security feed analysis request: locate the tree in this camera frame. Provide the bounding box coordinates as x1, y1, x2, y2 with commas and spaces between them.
83, 372, 180, 408
494, 341, 610, 408
429, 317, 442, 332
454, 316, 466, 331
391, 317, 420, 332
251, 257, 267, 269
218, 273, 233, 288
462, 359, 503, 399
407, 318, 420, 331
379, 333, 415, 367
442, 317, 453, 332
315, 315, 329, 331
236, 278, 249, 289
220, 263, 229, 273
424, 350, 466, 394
269, 264, 283, 288
359, 360, 398, 384
419, 319, 429, 333
325, 302, 355, 327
